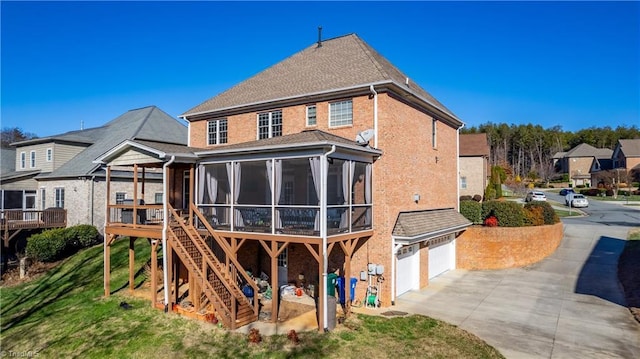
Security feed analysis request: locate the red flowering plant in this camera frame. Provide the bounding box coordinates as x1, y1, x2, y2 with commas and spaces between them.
484, 216, 498, 227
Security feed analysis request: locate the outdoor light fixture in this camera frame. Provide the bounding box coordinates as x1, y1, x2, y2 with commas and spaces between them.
413, 194, 420, 203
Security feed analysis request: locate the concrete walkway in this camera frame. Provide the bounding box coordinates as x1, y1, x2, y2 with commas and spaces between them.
392, 223, 640, 358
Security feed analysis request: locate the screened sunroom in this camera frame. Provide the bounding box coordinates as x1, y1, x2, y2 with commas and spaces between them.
194, 131, 380, 237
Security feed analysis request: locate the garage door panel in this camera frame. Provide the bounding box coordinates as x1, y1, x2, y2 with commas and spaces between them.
396, 244, 420, 296
429, 236, 454, 279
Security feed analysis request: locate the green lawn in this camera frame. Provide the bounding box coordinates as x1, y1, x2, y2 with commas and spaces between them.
1, 240, 503, 359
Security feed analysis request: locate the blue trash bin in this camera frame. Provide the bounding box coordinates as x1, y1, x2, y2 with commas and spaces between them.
336, 277, 345, 304
350, 277, 357, 303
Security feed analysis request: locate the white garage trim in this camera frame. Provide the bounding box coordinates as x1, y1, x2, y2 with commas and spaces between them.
396, 243, 420, 296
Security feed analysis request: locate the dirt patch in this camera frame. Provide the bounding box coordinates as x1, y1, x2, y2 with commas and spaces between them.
1, 260, 59, 287
618, 238, 640, 324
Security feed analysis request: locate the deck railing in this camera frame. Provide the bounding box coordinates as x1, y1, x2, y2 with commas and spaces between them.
1, 208, 67, 231
107, 204, 164, 227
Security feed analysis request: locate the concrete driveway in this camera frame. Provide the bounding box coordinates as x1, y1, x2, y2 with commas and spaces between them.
394, 223, 640, 358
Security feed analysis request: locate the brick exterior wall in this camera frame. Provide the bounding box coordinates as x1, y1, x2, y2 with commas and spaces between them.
188, 91, 461, 307
456, 223, 563, 269
568, 157, 594, 186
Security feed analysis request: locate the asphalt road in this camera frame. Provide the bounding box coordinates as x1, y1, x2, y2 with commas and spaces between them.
544, 191, 640, 227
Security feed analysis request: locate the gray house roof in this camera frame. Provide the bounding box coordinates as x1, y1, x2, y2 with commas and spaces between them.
1, 147, 16, 174
392, 208, 471, 244
564, 143, 612, 159
617, 139, 640, 157
196, 129, 382, 158
182, 33, 462, 127
36, 106, 187, 179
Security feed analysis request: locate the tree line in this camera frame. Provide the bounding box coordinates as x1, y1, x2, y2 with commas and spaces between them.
462, 123, 640, 182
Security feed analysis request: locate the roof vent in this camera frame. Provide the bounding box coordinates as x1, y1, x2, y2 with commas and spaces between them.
317, 26, 322, 48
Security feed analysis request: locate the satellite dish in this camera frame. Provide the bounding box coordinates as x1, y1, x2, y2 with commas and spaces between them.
355, 129, 375, 145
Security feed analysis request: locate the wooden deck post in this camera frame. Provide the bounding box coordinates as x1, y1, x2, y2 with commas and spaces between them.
151, 239, 158, 307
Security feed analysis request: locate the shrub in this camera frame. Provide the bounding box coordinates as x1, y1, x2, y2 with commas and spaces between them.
484, 186, 497, 201
460, 200, 482, 224
484, 216, 498, 227
482, 200, 525, 227
576, 184, 585, 188
459, 195, 473, 202
606, 189, 614, 196
580, 188, 600, 196
26, 228, 68, 262
472, 194, 483, 202
66, 224, 99, 248
523, 206, 544, 226
524, 201, 559, 225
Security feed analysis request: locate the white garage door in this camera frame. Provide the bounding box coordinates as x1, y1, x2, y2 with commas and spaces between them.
396, 243, 420, 296
429, 235, 455, 279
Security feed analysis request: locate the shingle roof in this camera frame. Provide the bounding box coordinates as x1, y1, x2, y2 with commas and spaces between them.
35, 106, 187, 179
459, 133, 490, 157
1, 147, 16, 174
196, 129, 382, 157
618, 139, 640, 157
564, 143, 612, 159
182, 34, 460, 124
392, 208, 471, 242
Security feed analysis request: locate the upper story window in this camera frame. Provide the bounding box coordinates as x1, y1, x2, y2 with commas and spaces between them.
460, 176, 467, 189
20, 152, 26, 169
115, 192, 126, 204
208, 119, 228, 145
46, 148, 53, 162
257, 110, 282, 139
329, 100, 353, 127
432, 119, 438, 148
306, 105, 317, 126
30, 151, 36, 168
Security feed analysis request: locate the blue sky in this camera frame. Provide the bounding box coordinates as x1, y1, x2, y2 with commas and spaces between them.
1, 1, 638, 137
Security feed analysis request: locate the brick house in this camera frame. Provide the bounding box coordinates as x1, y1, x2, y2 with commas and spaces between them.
612, 139, 640, 183
553, 143, 613, 187
99, 33, 470, 330
459, 133, 490, 198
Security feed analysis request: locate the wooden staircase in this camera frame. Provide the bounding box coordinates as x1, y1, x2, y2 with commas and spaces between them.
167, 206, 258, 329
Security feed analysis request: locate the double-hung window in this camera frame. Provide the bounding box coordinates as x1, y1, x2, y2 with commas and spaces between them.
55, 188, 65, 208
20, 152, 26, 169
116, 192, 126, 205
46, 148, 53, 162
329, 100, 352, 127
207, 119, 228, 145
306, 105, 317, 126
30, 151, 36, 168
460, 176, 467, 189
432, 118, 437, 148
257, 110, 282, 139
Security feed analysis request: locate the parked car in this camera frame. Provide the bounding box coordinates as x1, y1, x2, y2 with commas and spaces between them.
559, 188, 575, 196
565, 192, 577, 205
569, 194, 589, 208
525, 191, 547, 202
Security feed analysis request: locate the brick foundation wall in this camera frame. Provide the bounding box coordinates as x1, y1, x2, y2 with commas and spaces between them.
456, 223, 563, 269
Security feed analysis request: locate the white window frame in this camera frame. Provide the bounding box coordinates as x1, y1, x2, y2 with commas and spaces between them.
207, 118, 228, 145
55, 187, 65, 208
329, 100, 353, 127
20, 152, 26, 169
306, 105, 317, 126
115, 192, 126, 204
155, 192, 163, 204
46, 148, 53, 162
30, 150, 36, 168
460, 176, 467, 189
257, 110, 283, 139
40, 188, 46, 210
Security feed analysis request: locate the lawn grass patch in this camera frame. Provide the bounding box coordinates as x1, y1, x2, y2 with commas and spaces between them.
1, 240, 504, 358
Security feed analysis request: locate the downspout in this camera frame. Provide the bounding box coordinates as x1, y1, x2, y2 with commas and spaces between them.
390, 242, 403, 305
162, 155, 176, 312
457, 124, 464, 211
369, 85, 379, 148
90, 175, 96, 226
321, 145, 336, 331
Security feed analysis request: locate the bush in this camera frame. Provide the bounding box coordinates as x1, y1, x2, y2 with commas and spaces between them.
484, 216, 498, 227
26, 225, 100, 262
523, 205, 545, 226
66, 224, 99, 248
576, 184, 585, 188
459, 195, 473, 202
482, 201, 525, 227
484, 187, 497, 201
460, 200, 482, 224
26, 228, 68, 262
580, 188, 601, 196
524, 201, 559, 225
472, 194, 482, 202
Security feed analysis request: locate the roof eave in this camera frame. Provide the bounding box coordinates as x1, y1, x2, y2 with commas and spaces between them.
392, 223, 472, 245
195, 141, 383, 158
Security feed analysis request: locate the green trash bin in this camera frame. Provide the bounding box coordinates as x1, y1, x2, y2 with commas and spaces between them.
327, 273, 338, 296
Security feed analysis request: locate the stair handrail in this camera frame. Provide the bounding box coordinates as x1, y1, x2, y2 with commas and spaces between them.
166, 225, 233, 326
190, 203, 259, 315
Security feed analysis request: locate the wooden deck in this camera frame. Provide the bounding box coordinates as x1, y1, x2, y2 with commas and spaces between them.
1, 208, 67, 245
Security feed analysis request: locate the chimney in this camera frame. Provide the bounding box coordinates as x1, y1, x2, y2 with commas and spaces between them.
317, 26, 322, 48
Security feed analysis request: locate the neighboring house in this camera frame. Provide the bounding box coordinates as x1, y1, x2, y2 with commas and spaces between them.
1, 106, 187, 237
554, 143, 613, 187
612, 139, 640, 183
459, 133, 490, 198
98, 34, 471, 331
